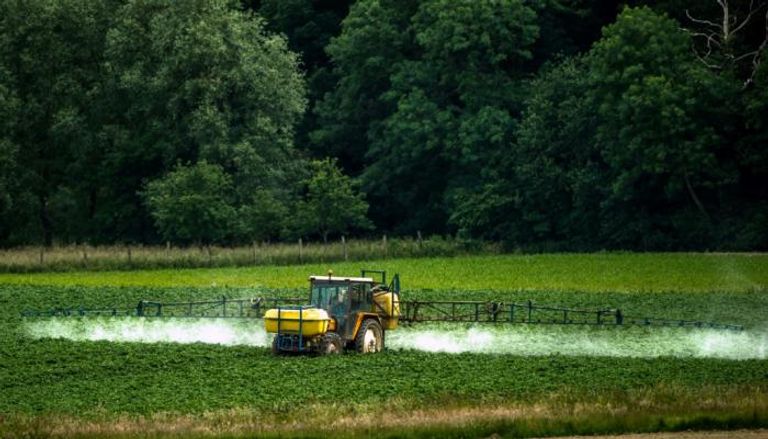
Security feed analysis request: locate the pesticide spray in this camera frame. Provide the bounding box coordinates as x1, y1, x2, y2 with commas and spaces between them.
25, 318, 768, 360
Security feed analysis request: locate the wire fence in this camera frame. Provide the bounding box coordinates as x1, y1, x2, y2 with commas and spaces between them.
1, 236, 499, 272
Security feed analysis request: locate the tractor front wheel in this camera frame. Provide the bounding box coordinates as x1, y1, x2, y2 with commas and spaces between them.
355, 319, 383, 353
318, 333, 343, 355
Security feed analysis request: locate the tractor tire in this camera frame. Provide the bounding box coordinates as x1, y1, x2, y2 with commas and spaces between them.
355, 319, 383, 353
318, 333, 343, 355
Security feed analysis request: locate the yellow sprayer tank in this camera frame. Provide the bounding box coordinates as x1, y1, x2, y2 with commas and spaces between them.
373, 291, 400, 330
264, 308, 330, 336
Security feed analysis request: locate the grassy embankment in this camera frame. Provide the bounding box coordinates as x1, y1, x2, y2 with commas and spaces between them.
1, 253, 767, 438
0, 237, 498, 273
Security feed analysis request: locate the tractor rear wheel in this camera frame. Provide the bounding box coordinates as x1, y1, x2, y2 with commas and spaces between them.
355, 319, 383, 353
318, 333, 343, 355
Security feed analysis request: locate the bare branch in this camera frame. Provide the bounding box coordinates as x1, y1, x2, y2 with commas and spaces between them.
691, 46, 724, 69
743, 8, 768, 87
686, 9, 723, 30
731, 0, 763, 36
687, 0, 768, 84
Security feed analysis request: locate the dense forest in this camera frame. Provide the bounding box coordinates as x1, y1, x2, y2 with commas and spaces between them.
1, 0, 766, 250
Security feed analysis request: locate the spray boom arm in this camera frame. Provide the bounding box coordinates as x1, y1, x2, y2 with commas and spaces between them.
21, 295, 743, 332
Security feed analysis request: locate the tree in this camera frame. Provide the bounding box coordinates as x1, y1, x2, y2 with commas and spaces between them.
683, 0, 768, 86
0, 0, 117, 245
256, 0, 352, 158
315, 0, 539, 234
0, 68, 18, 223
94, 0, 306, 243
311, 0, 418, 175
451, 57, 604, 249
235, 189, 289, 243
142, 162, 236, 246
588, 6, 738, 247
453, 6, 765, 251
296, 159, 372, 243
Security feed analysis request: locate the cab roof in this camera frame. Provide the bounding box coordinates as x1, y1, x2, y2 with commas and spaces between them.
309, 275, 375, 284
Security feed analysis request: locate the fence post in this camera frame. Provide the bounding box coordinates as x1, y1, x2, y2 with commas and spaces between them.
252, 241, 257, 264
417, 230, 423, 250
298, 238, 303, 263
165, 241, 170, 259
82, 244, 88, 263
206, 245, 212, 265
383, 234, 388, 258
39, 246, 44, 265
342, 235, 348, 261
127, 245, 132, 264
527, 300, 532, 322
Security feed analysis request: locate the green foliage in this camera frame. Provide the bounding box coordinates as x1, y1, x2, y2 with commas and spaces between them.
1, 0, 767, 252
0, 0, 118, 246
453, 6, 768, 251
143, 162, 236, 245
0, 0, 306, 247
587, 7, 736, 247
295, 158, 372, 242
318, 0, 539, 233
451, 56, 600, 246
235, 189, 289, 243
0, 71, 19, 220
99, 0, 306, 243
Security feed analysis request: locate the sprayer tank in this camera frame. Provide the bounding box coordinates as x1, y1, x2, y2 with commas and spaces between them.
373, 291, 400, 330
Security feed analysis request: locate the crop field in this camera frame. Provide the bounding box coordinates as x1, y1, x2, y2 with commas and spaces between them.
1, 253, 767, 438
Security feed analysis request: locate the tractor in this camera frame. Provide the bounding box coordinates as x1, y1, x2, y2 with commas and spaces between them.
264, 269, 400, 354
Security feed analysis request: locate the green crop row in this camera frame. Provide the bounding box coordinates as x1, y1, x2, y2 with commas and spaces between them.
3, 336, 767, 416
1, 252, 766, 293
2, 259, 767, 438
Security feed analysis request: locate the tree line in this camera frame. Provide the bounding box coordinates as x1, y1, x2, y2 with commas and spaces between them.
1, 0, 766, 250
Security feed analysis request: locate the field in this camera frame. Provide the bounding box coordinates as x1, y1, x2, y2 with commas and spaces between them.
1, 253, 767, 438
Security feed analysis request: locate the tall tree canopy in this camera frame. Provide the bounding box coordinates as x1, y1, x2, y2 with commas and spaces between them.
0, 0, 118, 245
1, 0, 766, 250
453, 5, 768, 250
0, 0, 306, 246
100, 0, 306, 243
315, 0, 540, 234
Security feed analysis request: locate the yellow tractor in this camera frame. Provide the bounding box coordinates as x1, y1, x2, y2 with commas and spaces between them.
264, 269, 400, 354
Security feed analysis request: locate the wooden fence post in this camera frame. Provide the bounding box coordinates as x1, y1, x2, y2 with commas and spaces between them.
383, 234, 388, 258
39, 246, 44, 265
166, 241, 170, 259
417, 230, 423, 249
342, 235, 348, 261
127, 245, 132, 263
298, 238, 303, 263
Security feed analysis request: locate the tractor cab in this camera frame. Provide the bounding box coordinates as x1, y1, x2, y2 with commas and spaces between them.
309, 275, 374, 337
264, 269, 400, 355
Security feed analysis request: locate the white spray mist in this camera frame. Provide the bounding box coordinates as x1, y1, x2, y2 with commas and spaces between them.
26, 318, 270, 347
24, 319, 768, 360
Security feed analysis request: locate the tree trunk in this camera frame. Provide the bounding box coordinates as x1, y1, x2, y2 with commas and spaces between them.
684, 173, 711, 221
39, 195, 52, 247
